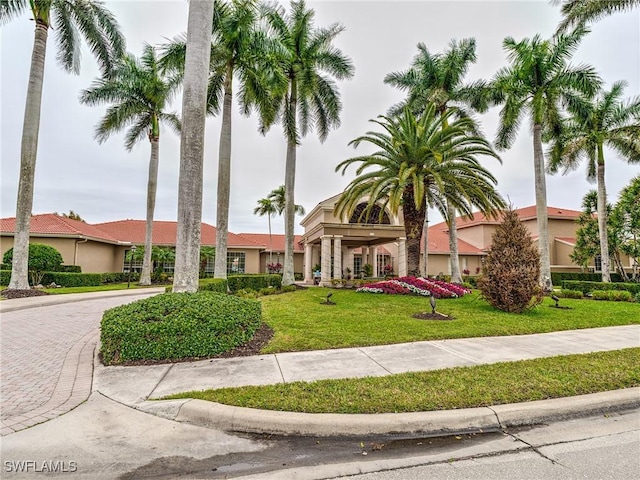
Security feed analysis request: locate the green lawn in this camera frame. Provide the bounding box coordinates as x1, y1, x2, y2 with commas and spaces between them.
166, 348, 640, 413
260, 288, 639, 353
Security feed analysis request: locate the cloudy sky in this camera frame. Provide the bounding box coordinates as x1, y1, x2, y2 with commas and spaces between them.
1, 1, 638, 235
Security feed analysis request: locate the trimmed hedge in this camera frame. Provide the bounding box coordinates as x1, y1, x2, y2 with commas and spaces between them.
227, 274, 282, 293
591, 290, 633, 302
551, 272, 624, 284
101, 272, 140, 284
0, 270, 10, 285
563, 280, 640, 295
557, 289, 584, 299
100, 292, 262, 364
41, 272, 103, 287
58, 265, 82, 273
198, 278, 229, 293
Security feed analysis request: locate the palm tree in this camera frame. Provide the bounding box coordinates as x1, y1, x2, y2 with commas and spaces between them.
554, 0, 640, 33
161, 0, 278, 280
335, 105, 503, 276
268, 185, 306, 217
254, 196, 278, 265
80, 45, 181, 286
265, 0, 354, 285
384, 38, 498, 283
173, 0, 215, 293
491, 28, 601, 292
547, 81, 640, 282
1, 0, 125, 290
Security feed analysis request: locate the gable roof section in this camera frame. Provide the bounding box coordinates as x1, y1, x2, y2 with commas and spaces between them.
237, 233, 304, 252
0, 214, 122, 244
94, 220, 263, 248
422, 226, 484, 254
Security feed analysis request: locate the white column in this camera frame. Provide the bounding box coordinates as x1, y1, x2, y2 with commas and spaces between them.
371, 246, 379, 277
346, 247, 354, 279
304, 243, 313, 284
333, 235, 342, 279
321, 235, 332, 285
398, 237, 407, 277
362, 246, 369, 266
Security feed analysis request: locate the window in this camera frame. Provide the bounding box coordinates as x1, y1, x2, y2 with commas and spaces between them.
203, 258, 215, 275
377, 254, 392, 275
594, 254, 602, 272
228, 252, 245, 274
123, 249, 143, 273
353, 256, 362, 276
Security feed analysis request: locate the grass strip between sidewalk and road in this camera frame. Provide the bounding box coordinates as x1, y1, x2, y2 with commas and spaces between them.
165, 348, 640, 414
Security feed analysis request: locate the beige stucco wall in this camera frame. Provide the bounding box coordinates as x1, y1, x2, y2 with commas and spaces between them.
76, 241, 125, 273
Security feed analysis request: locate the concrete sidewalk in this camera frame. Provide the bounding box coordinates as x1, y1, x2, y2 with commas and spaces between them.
94, 324, 640, 435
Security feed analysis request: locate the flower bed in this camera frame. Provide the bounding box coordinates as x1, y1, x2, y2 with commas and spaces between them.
356, 276, 471, 298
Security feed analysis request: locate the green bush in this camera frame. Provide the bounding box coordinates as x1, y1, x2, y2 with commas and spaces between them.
198, 278, 229, 294
591, 290, 633, 302
227, 274, 281, 293
0, 270, 10, 285
281, 285, 297, 293
3, 243, 64, 285
635, 292, 640, 303
563, 280, 640, 295
57, 265, 82, 273
101, 272, 140, 284
551, 272, 625, 284
557, 289, 583, 299
41, 272, 103, 287
100, 292, 262, 365
294, 272, 304, 281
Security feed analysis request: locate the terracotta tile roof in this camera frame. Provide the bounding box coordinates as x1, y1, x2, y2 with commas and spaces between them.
430, 206, 583, 231
421, 226, 484, 254
0, 214, 122, 243
94, 220, 263, 248
237, 233, 304, 252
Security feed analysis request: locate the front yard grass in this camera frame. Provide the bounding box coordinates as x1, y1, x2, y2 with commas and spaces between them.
42, 283, 158, 295
166, 348, 640, 413
260, 288, 639, 353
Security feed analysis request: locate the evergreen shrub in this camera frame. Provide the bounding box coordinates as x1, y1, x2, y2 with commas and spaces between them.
477, 208, 543, 313
100, 292, 262, 365
562, 280, 640, 295
227, 274, 281, 292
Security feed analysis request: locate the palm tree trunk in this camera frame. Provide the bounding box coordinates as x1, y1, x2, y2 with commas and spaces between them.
404, 187, 426, 277
214, 64, 233, 279
9, 20, 49, 290
448, 202, 462, 283
282, 84, 297, 286
268, 214, 273, 267
422, 209, 429, 277
533, 124, 553, 292
596, 146, 611, 282
140, 135, 159, 286
173, 0, 214, 293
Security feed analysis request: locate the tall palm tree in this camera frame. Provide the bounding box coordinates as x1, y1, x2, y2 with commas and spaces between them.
547, 81, 640, 282
265, 0, 354, 285
554, 0, 640, 33
1, 0, 125, 290
80, 45, 181, 286
335, 105, 503, 276
173, 0, 215, 293
254, 196, 278, 265
491, 28, 601, 292
161, 0, 278, 280
384, 38, 498, 283
267, 185, 306, 217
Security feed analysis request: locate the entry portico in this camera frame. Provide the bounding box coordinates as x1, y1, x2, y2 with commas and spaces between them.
300, 194, 407, 285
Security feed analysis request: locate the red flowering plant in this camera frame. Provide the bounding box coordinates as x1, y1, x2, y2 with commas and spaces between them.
267, 262, 282, 274
356, 276, 470, 298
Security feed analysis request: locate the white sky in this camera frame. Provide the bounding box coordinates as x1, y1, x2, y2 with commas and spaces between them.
1, 1, 639, 235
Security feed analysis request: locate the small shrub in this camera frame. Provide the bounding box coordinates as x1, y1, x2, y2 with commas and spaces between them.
227, 274, 281, 293
563, 280, 640, 295
294, 272, 304, 281
259, 286, 277, 296
591, 290, 609, 300
557, 289, 583, 299
100, 292, 262, 364
590, 290, 631, 301
281, 285, 297, 293
635, 292, 640, 303
477, 208, 543, 313
198, 278, 228, 294
235, 288, 259, 298
3, 243, 64, 285
0, 270, 10, 285
41, 272, 102, 287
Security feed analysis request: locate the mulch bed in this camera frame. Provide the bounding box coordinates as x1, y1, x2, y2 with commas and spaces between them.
1, 289, 50, 299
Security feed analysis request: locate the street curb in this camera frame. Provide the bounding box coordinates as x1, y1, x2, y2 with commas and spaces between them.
0, 288, 164, 313
174, 387, 640, 437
